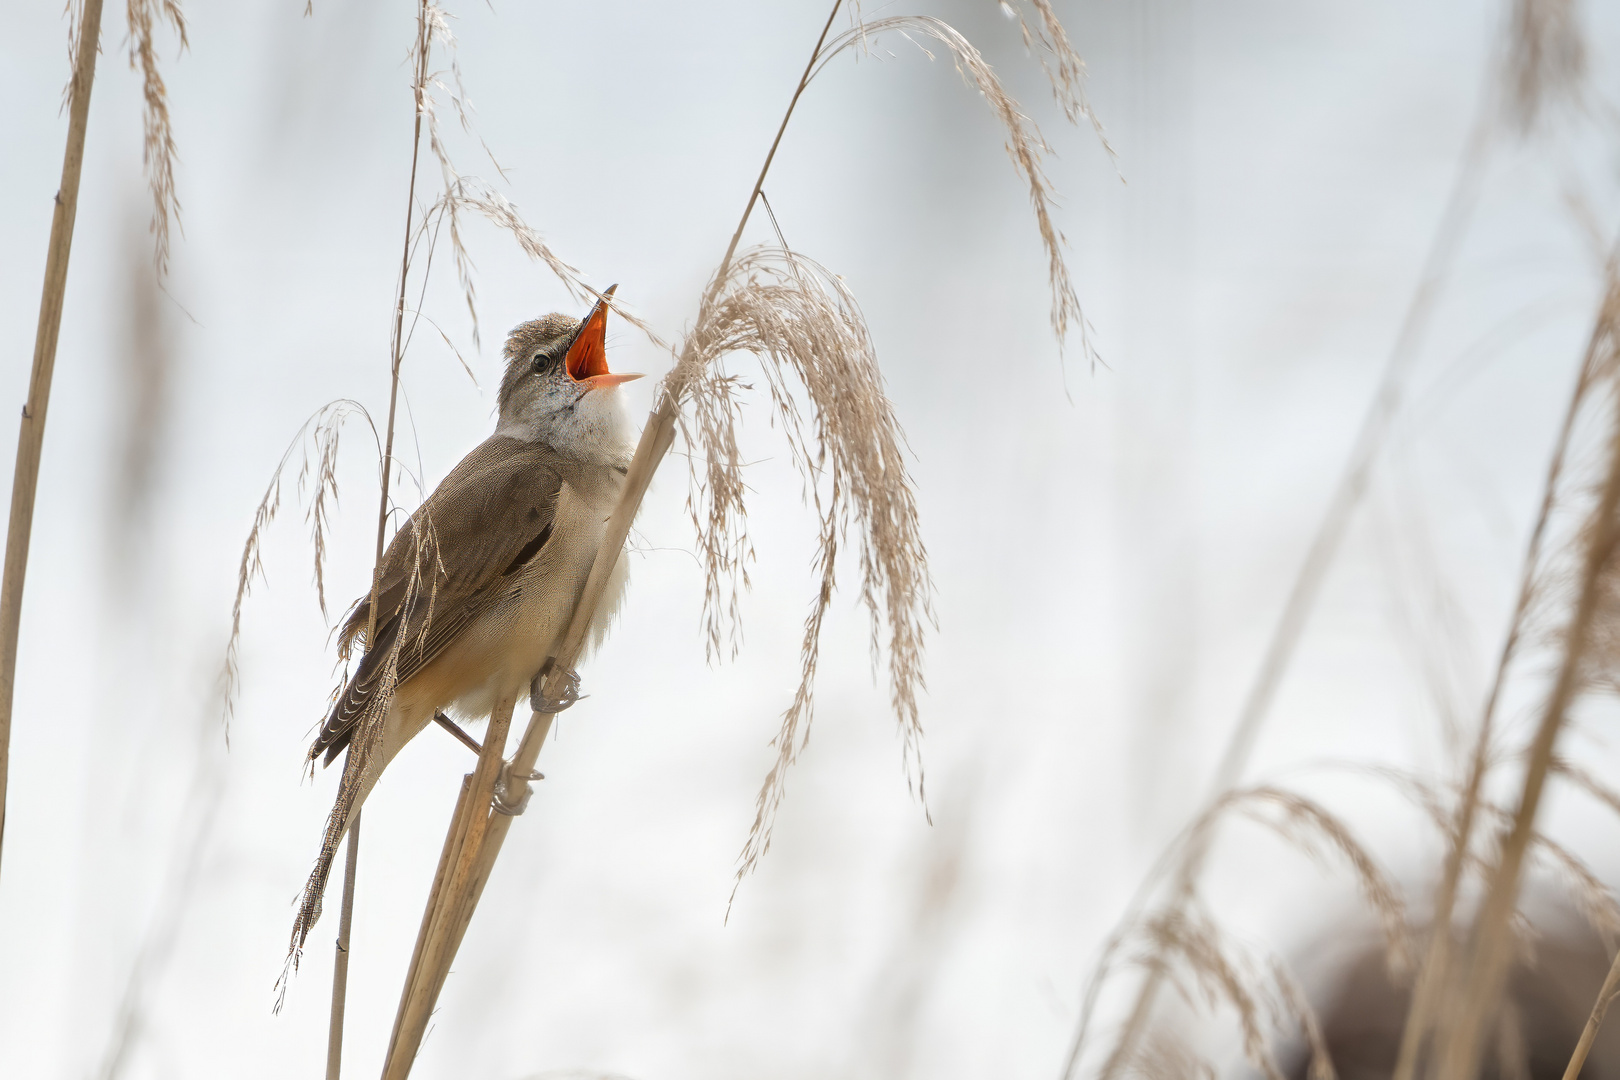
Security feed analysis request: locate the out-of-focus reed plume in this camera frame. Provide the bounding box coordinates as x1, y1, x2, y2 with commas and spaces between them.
1134, 906, 1336, 1080
1066, 780, 1410, 1080
124, 0, 188, 275
105, 204, 175, 595
1505, 0, 1586, 133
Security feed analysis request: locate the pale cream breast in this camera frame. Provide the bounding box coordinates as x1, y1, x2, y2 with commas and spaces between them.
442, 476, 627, 722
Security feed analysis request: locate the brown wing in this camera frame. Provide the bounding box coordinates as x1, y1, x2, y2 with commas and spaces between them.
308, 436, 571, 765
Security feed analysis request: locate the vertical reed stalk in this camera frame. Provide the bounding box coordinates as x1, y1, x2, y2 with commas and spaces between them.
326, 812, 362, 1079
375, 5, 843, 1074
1561, 946, 1620, 1080
0, 0, 106, 875
327, 4, 432, 1075
1391, 262, 1613, 1080
379, 692, 517, 1079
1433, 360, 1620, 1080
1070, 95, 1494, 1080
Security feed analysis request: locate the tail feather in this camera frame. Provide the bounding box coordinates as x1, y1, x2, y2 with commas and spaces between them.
309, 617, 398, 766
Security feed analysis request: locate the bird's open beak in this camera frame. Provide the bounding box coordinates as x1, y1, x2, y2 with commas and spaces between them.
565, 284, 643, 389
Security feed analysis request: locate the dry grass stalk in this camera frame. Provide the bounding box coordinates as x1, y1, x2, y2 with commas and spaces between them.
1430, 275, 1620, 1080
125, 0, 188, 275
1069, 73, 1502, 1080
380, 692, 517, 1080
311, 7, 442, 1053
1562, 947, 1620, 1080
0, 0, 107, 873
1394, 260, 1620, 1080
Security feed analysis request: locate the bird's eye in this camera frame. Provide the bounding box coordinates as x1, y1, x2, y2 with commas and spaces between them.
531, 353, 550, 374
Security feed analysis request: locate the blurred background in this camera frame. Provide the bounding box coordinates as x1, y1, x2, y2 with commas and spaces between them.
2, 1, 1619, 1078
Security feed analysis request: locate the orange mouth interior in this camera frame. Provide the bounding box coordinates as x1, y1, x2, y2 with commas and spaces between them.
565, 298, 611, 383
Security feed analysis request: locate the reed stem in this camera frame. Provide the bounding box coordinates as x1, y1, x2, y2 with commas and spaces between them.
326, 3, 433, 1074
326, 814, 362, 1080
1562, 946, 1620, 1080
0, 0, 106, 877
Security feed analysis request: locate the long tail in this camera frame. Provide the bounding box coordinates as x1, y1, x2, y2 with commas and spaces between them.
279, 634, 405, 999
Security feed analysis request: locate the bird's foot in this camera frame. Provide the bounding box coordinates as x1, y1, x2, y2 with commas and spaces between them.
493, 764, 545, 816
530, 662, 587, 715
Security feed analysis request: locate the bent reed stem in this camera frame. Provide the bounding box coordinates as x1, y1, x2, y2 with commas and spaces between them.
0, 0, 106, 878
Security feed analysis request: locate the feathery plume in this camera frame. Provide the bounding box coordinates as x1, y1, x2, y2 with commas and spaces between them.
669, 247, 933, 897
124, 0, 188, 275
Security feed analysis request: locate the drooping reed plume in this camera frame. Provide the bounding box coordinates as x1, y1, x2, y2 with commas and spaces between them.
125, 0, 188, 275
672, 247, 932, 895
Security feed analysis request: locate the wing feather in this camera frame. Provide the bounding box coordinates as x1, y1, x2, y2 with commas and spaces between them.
308, 436, 571, 764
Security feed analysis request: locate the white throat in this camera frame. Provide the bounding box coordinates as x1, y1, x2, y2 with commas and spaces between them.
497, 386, 635, 470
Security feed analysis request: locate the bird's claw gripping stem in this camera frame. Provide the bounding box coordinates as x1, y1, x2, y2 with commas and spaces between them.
493, 764, 545, 816
530, 662, 586, 715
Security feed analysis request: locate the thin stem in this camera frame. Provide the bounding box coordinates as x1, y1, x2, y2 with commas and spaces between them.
0, 0, 105, 879
1562, 946, 1620, 1080
325, 4, 432, 1075
325, 815, 361, 1080
710, 0, 843, 302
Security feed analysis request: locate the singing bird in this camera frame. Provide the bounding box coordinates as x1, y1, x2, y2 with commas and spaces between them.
307, 288, 639, 824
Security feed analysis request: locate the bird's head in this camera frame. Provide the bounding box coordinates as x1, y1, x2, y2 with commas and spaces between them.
496, 285, 641, 462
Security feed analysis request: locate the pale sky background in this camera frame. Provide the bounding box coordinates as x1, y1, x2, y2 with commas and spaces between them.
2, 1, 1619, 1079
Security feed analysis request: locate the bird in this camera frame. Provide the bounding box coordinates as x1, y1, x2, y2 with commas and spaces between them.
307, 286, 640, 834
